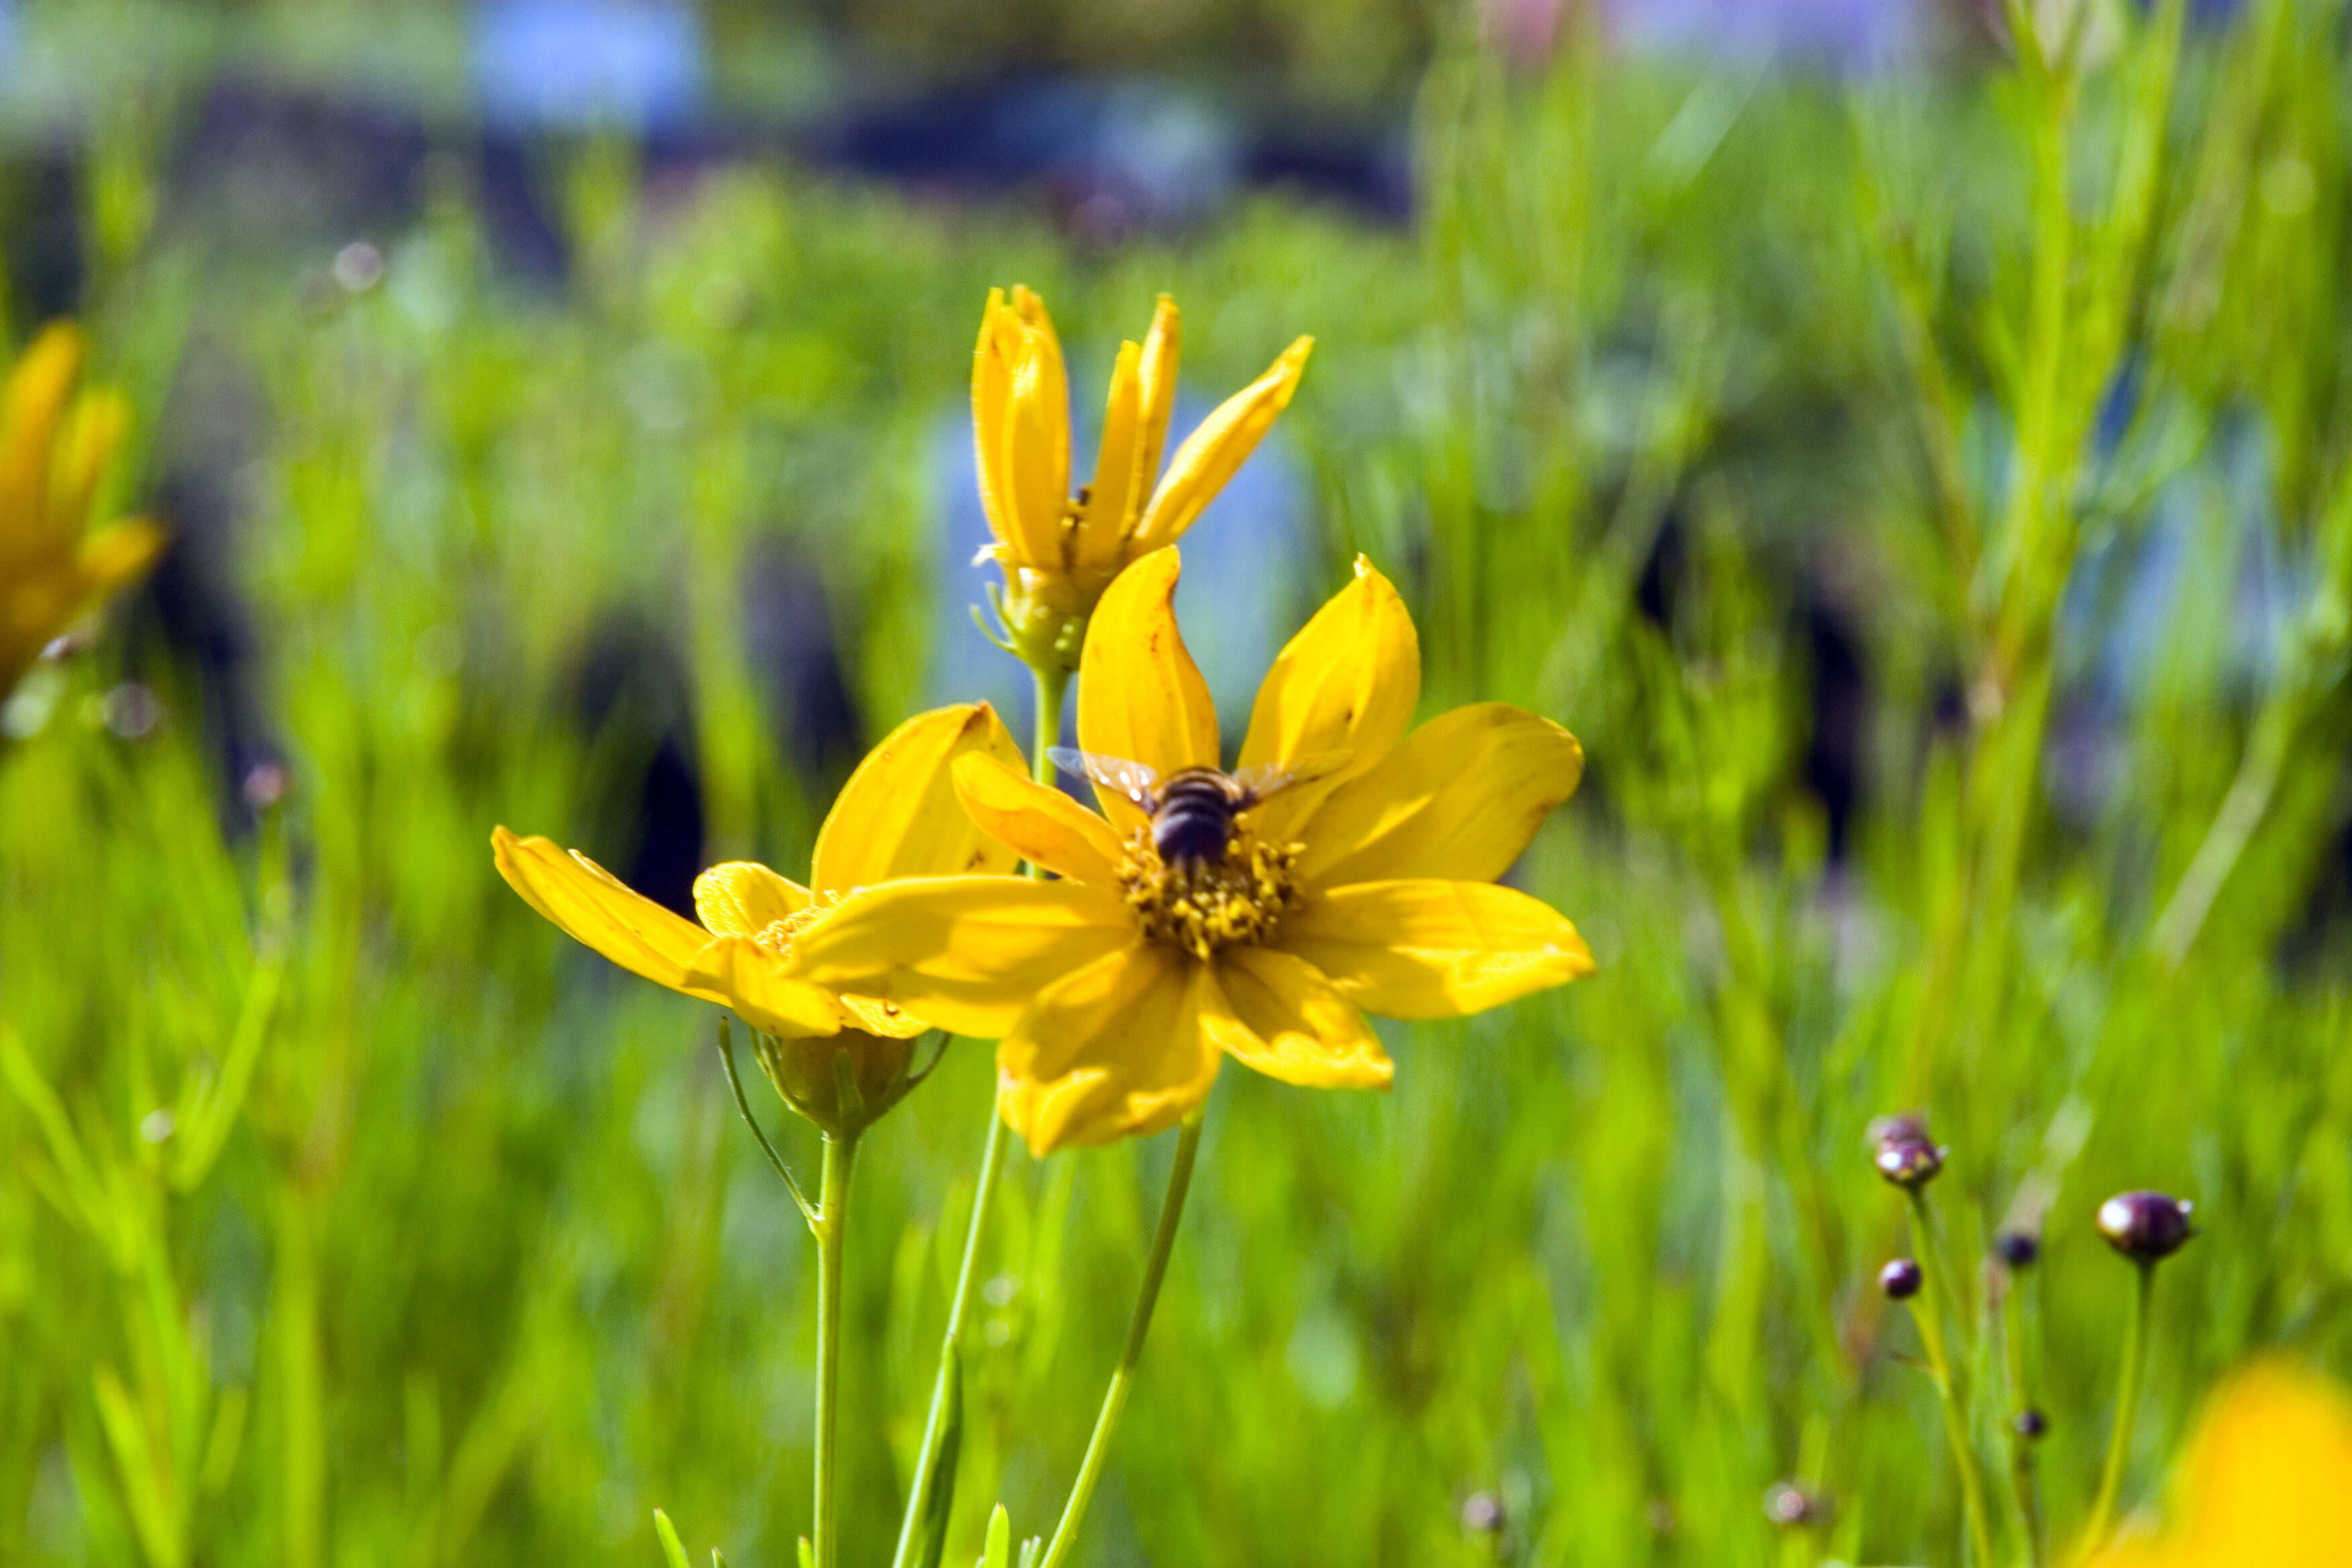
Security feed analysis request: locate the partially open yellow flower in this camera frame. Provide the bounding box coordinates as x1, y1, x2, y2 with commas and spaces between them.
492, 704, 1024, 1129
2088, 1361, 2352, 1568
973, 286, 1312, 668
0, 324, 165, 700
789, 549, 1594, 1154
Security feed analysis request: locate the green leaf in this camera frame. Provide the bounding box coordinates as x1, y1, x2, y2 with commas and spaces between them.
799, 1536, 816, 1568
980, 1504, 1010, 1568
654, 1509, 691, 1568
910, 1339, 964, 1568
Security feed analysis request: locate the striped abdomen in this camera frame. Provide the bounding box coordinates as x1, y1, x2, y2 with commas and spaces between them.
1151, 769, 1241, 868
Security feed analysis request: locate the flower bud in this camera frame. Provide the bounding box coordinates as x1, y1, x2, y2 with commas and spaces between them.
1867, 1112, 1930, 1148
1763, 1483, 1828, 1528
1460, 1491, 1506, 1536
2012, 1408, 2048, 1440
2096, 1190, 2194, 1262
1875, 1135, 1946, 1188
1994, 1229, 2039, 1269
1878, 1257, 1923, 1300
756, 1029, 921, 1139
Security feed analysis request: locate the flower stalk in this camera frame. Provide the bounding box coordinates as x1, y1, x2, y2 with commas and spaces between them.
811, 1130, 860, 1568
1038, 1110, 1206, 1568
891, 663, 1067, 1568
1902, 1189, 1997, 1568
2088, 1259, 2155, 1547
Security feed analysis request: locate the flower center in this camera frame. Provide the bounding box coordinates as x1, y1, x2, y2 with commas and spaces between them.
1116, 828, 1303, 962
750, 894, 838, 961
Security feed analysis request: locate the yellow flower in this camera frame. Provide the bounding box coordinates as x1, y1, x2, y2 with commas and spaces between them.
492, 704, 1024, 1130
0, 324, 165, 700
789, 548, 1594, 1154
972, 286, 1312, 665
2088, 1361, 2352, 1567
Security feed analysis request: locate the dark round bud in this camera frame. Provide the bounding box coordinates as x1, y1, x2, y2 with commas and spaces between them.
2012, 1408, 2048, 1440
242, 761, 292, 812
1762, 1483, 1827, 1528
2097, 1191, 2194, 1262
1875, 1136, 1946, 1188
1994, 1230, 2040, 1269
1878, 1257, 1923, 1300
1460, 1491, 1506, 1536
1867, 1112, 1931, 1149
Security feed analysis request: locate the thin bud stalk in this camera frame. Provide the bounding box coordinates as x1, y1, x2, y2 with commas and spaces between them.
1905, 1189, 1998, 1568
2087, 1260, 2155, 1547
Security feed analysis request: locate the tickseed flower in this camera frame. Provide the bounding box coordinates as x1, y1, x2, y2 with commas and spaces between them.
789, 548, 1594, 1155
972, 286, 1312, 671
2089, 1362, 2352, 1567
0, 324, 164, 700
491, 704, 1022, 1134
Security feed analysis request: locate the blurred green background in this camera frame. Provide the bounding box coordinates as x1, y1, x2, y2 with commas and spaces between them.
6, 1, 2352, 1565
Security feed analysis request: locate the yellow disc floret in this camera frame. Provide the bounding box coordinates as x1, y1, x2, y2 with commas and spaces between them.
1117, 829, 1303, 962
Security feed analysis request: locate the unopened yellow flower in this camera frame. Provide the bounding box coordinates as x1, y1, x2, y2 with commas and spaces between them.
0, 324, 164, 699
973, 286, 1311, 665
493, 705, 1024, 1125
2088, 1361, 2352, 1568
790, 549, 1594, 1154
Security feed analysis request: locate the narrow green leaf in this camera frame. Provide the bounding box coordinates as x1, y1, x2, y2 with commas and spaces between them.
912, 1339, 964, 1568
654, 1509, 691, 1568
981, 1504, 1010, 1568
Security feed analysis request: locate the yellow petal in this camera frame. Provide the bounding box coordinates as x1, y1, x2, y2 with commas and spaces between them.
1002, 310, 1071, 571
1128, 294, 1180, 534
1130, 335, 1312, 556
837, 993, 932, 1040
692, 861, 813, 938
1077, 340, 1143, 571
2088, 1361, 2352, 1568
50, 388, 126, 538
971, 288, 1016, 555
952, 752, 1126, 885
0, 324, 86, 556
1279, 879, 1593, 1020
1215, 946, 1392, 1089
812, 703, 1024, 895
76, 518, 166, 597
786, 875, 1133, 1038
1236, 554, 1418, 841
997, 944, 1222, 1155
1076, 546, 1220, 830
1299, 703, 1584, 889
492, 827, 711, 993
680, 936, 846, 1038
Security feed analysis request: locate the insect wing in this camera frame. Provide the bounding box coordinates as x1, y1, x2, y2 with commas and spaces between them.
1046, 747, 1162, 808
1228, 749, 1355, 806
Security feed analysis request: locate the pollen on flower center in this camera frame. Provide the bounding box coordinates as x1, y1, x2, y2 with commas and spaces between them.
1116, 828, 1302, 962
751, 895, 839, 961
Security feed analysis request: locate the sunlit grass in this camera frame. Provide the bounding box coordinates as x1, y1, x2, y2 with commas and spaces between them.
7, 4, 2352, 1565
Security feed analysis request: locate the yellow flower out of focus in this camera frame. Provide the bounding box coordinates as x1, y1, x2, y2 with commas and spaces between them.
973, 286, 1311, 669
2088, 1361, 2352, 1568
789, 548, 1594, 1155
493, 705, 1024, 1129
0, 324, 165, 701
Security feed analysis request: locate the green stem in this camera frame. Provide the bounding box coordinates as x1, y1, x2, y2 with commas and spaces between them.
1032, 662, 1070, 781
813, 1131, 859, 1568
888, 1110, 1008, 1568
2087, 1262, 2155, 1548
1906, 1193, 1997, 1568
1037, 1113, 1206, 1568
889, 660, 1069, 1567
2000, 1273, 2045, 1568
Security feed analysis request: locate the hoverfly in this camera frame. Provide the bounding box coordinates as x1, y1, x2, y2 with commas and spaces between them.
1047, 747, 1353, 871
